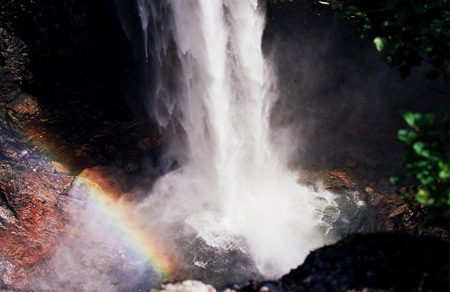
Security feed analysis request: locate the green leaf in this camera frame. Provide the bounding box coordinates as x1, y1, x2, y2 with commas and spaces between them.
417, 189, 430, 204
359, 31, 369, 39
413, 141, 426, 155
390, 176, 401, 184
398, 129, 417, 145
383, 54, 394, 66
439, 170, 450, 180
399, 109, 415, 126
373, 37, 388, 52
420, 40, 434, 52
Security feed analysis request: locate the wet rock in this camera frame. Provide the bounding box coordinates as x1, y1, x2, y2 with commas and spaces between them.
324, 170, 357, 191
357, 192, 368, 202
0, 275, 34, 292
0, 68, 22, 103
386, 203, 409, 218
137, 137, 153, 150
50, 161, 70, 174
7, 93, 41, 117
364, 187, 373, 193
151, 280, 217, 292
0, 28, 29, 104
0, 126, 73, 289
367, 192, 383, 207
297, 170, 327, 191
366, 190, 448, 240
1, 142, 23, 160
299, 167, 447, 240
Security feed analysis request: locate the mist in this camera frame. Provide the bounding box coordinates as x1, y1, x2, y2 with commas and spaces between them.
129, 0, 341, 283
264, 1, 448, 177
26, 0, 440, 290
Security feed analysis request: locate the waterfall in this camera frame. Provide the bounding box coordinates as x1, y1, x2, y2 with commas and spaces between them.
117, 0, 339, 283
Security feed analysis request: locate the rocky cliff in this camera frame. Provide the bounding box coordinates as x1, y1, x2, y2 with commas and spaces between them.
0, 0, 162, 288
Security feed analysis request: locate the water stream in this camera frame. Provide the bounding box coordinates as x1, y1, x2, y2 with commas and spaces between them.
117, 0, 339, 285
17, 2, 371, 291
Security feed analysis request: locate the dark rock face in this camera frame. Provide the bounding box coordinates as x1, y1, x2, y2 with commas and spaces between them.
235, 233, 449, 292
0, 26, 29, 103
284, 233, 449, 292
0, 1, 162, 288
0, 0, 163, 173
0, 0, 146, 129
0, 0, 131, 92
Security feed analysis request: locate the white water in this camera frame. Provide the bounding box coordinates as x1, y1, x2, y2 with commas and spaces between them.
124, 0, 339, 279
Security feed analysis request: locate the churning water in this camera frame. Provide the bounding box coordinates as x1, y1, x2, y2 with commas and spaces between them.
117, 0, 340, 284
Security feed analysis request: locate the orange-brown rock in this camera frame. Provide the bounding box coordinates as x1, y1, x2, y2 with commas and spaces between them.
297, 167, 448, 240
0, 141, 73, 288
7, 93, 41, 118
51, 161, 71, 174
324, 170, 357, 191
137, 137, 153, 150
367, 192, 384, 207
365, 187, 374, 193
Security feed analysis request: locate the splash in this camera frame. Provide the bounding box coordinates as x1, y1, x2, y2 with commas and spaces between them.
118, 0, 340, 281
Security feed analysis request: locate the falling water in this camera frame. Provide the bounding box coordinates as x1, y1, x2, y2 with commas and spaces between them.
118, 0, 339, 284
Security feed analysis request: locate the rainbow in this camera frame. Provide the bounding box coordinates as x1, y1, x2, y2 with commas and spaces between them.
70, 168, 176, 277
21, 121, 176, 279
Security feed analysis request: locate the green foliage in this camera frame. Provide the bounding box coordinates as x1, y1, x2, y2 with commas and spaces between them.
326, 0, 450, 223
327, 0, 450, 80
390, 107, 449, 223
